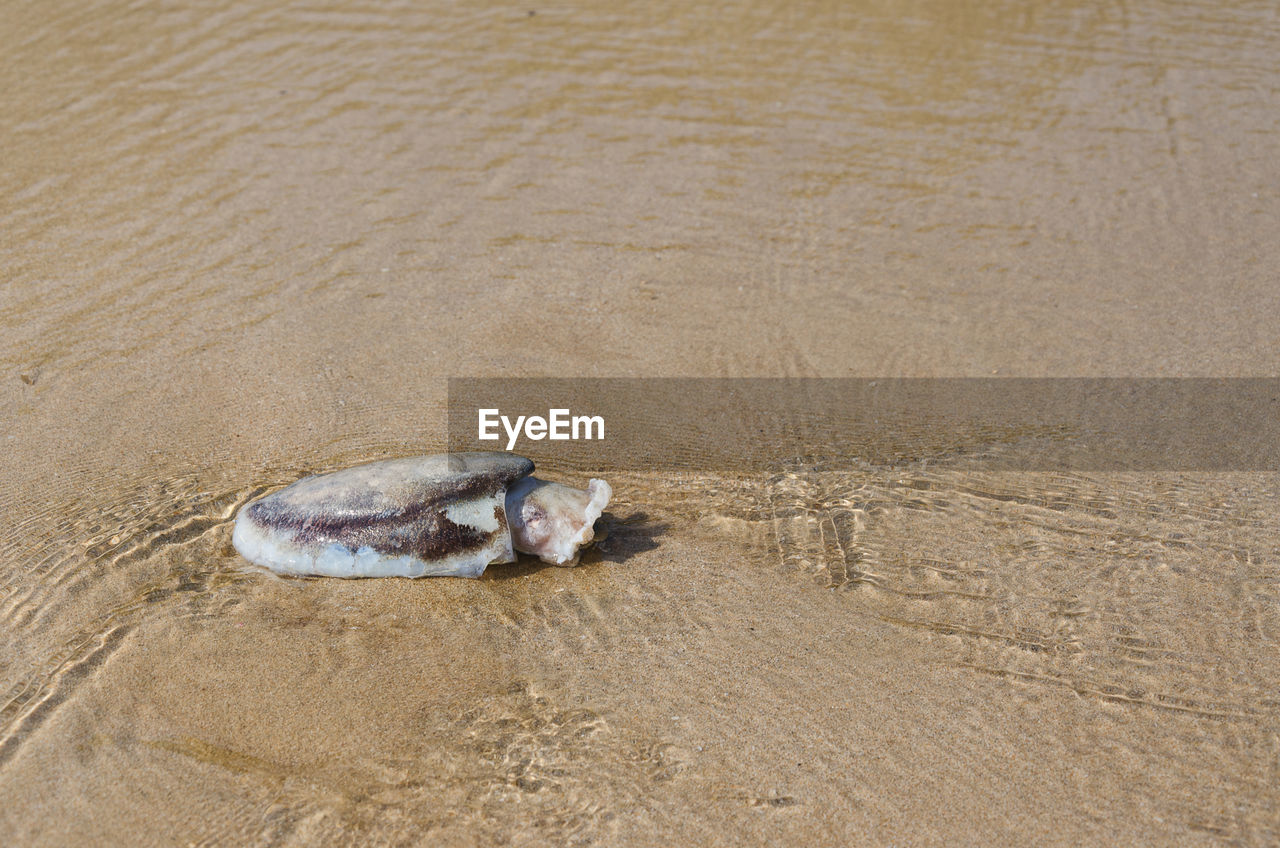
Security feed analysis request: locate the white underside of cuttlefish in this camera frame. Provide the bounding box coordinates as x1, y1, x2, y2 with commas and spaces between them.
231, 452, 611, 578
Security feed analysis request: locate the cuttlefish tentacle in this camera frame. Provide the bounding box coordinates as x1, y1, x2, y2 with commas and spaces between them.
506, 476, 612, 566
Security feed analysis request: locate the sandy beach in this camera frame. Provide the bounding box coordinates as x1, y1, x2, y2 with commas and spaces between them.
2, 0, 1278, 844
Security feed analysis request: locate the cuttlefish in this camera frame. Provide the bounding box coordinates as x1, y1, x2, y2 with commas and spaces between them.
232, 452, 611, 578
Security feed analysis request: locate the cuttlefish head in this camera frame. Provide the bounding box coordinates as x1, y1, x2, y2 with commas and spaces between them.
504, 476, 612, 566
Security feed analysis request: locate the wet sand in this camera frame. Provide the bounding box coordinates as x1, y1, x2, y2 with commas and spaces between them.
2, 1, 1278, 844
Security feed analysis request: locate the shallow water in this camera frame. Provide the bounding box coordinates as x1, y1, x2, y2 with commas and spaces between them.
2, 0, 1279, 844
